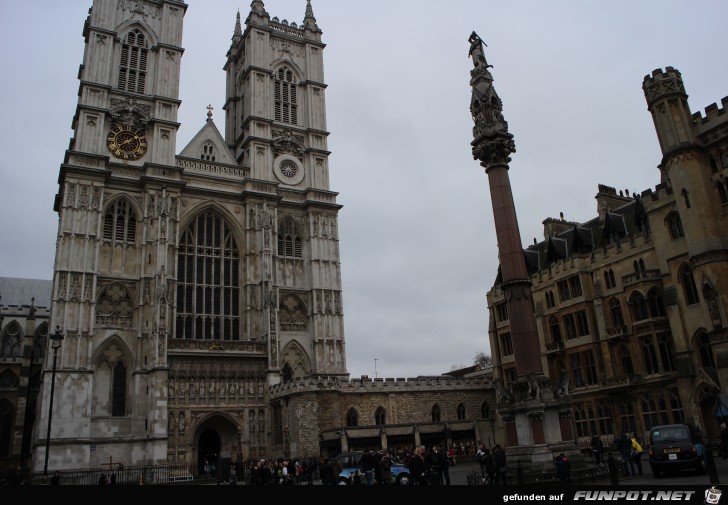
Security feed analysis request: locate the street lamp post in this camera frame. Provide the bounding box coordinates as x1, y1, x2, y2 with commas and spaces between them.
490, 417, 496, 446
43, 326, 64, 480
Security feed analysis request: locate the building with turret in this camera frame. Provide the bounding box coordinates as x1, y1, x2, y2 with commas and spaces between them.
487, 66, 728, 451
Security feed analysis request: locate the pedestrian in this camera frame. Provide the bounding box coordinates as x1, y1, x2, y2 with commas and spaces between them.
631, 432, 644, 476
51, 471, 61, 485
109, 471, 116, 485
435, 445, 451, 485
98, 473, 108, 485
555, 453, 572, 484
229, 467, 237, 485
493, 444, 507, 484
720, 424, 728, 460
483, 448, 496, 484
379, 454, 393, 484
617, 431, 634, 479
591, 434, 604, 466
409, 446, 429, 486
361, 448, 376, 485
476, 443, 487, 477
319, 457, 335, 486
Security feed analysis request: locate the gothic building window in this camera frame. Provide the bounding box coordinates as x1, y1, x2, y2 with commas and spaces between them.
118, 29, 148, 94
640, 389, 683, 429
679, 264, 700, 305
282, 363, 293, 382
0, 321, 22, 359
96, 283, 134, 327
277, 217, 302, 258
597, 400, 613, 435
346, 408, 359, 427
176, 211, 240, 340
619, 344, 634, 375
274, 66, 298, 125
103, 199, 137, 243
573, 403, 596, 437
696, 331, 716, 368
618, 401, 637, 434
604, 269, 616, 289
495, 302, 509, 322
500, 332, 513, 356
431, 404, 441, 422
481, 402, 491, 419
549, 317, 562, 343
32, 323, 48, 362
609, 298, 625, 327
640, 336, 660, 374
545, 290, 555, 309
457, 403, 466, 420
111, 361, 127, 416
200, 142, 216, 162
375, 407, 386, 426
629, 292, 649, 321
666, 212, 685, 239
658, 334, 678, 372
646, 288, 666, 318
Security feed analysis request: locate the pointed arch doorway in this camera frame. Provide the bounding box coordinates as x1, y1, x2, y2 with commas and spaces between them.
194, 414, 240, 481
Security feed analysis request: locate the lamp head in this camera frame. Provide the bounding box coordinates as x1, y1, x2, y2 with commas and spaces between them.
50, 325, 64, 349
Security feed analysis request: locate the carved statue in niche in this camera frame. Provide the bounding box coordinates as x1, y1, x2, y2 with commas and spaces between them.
179, 413, 185, 434
258, 411, 265, 432
169, 412, 175, 436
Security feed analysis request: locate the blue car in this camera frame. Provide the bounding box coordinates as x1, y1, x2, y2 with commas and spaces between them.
334, 451, 412, 485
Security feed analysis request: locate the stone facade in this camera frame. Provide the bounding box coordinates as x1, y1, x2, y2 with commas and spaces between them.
487, 68, 728, 451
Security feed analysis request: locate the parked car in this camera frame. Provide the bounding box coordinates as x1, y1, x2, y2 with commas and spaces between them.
333, 451, 412, 485
647, 424, 706, 478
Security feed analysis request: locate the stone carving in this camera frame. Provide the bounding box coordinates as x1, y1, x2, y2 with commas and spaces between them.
554, 370, 570, 398
493, 377, 514, 405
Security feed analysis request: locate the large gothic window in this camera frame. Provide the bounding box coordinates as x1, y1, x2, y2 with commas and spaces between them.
696, 331, 716, 368
274, 66, 298, 125
457, 403, 467, 420
118, 29, 148, 94
619, 344, 634, 375
375, 407, 386, 425
176, 211, 240, 340
103, 200, 136, 243
647, 288, 666, 318
431, 404, 441, 422
0, 321, 22, 359
111, 361, 127, 416
277, 217, 302, 258
640, 336, 660, 374
609, 298, 625, 327
346, 408, 359, 427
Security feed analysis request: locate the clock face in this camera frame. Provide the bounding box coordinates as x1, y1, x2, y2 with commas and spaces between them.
106, 124, 147, 160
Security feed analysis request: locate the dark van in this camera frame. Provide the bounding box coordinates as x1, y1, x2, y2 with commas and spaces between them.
647, 424, 706, 478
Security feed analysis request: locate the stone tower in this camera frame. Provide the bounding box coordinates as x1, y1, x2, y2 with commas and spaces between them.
468, 32, 579, 470
33, 0, 347, 473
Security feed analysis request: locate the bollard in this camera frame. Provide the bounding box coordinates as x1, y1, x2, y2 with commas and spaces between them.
516, 460, 525, 485
607, 452, 619, 485
705, 445, 720, 484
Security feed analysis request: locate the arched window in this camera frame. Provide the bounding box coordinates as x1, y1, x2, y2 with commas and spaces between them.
640, 336, 659, 374
277, 217, 303, 258
619, 345, 634, 375
346, 408, 359, 427
604, 269, 617, 289
597, 400, 613, 435
274, 66, 298, 125
609, 298, 625, 327
629, 292, 649, 321
658, 334, 677, 372
679, 264, 700, 305
375, 407, 386, 426
696, 331, 716, 368
457, 403, 466, 421
103, 199, 136, 243
647, 288, 666, 318
0, 321, 22, 359
176, 211, 240, 340
111, 361, 127, 417
666, 212, 685, 239
200, 142, 216, 162
549, 316, 562, 343
118, 29, 148, 94
431, 404, 441, 422
481, 402, 491, 419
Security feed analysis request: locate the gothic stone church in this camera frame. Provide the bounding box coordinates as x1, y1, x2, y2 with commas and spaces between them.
0, 0, 494, 477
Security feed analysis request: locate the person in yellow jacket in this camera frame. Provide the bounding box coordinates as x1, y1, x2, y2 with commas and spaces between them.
631, 433, 644, 476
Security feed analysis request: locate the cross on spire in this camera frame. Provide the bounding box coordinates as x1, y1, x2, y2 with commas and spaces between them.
206, 104, 213, 121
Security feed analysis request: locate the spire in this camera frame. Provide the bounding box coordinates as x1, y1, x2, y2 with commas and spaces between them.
232, 10, 242, 42
468, 32, 515, 167
303, 0, 319, 31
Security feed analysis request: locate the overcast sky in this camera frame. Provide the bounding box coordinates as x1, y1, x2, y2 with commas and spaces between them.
1, 1, 726, 380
